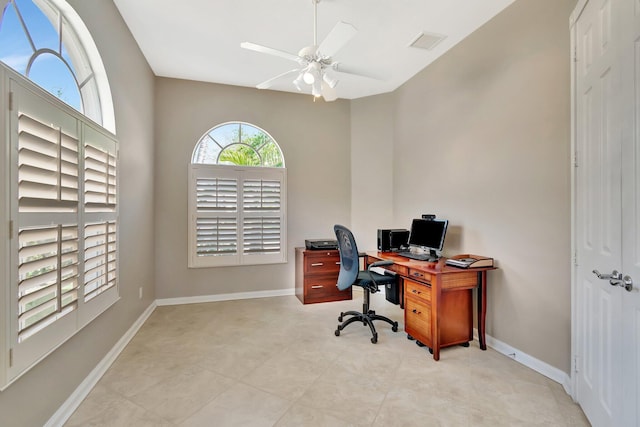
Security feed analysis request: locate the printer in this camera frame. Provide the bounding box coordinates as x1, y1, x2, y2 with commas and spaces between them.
305, 239, 338, 250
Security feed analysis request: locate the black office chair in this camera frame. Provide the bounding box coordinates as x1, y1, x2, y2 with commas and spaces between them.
333, 224, 399, 344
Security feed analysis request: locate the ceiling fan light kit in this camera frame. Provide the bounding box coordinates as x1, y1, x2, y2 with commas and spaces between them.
241, 0, 374, 102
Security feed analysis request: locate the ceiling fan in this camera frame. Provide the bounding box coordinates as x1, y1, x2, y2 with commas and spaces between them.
241, 0, 372, 101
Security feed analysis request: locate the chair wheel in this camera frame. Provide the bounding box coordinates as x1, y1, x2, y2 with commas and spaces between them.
460, 342, 470, 348
392, 322, 399, 332
335, 329, 340, 336
338, 314, 343, 322
416, 340, 425, 347
428, 347, 433, 354
371, 334, 378, 344
407, 334, 415, 341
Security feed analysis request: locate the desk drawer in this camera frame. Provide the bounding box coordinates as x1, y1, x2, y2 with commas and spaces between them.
304, 252, 341, 275
405, 298, 431, 343
408, 268, 432, 283
405, 278, 431, 303
389, 264, 408, 277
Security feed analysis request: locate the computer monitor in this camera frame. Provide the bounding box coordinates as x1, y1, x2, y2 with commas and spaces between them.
408, 218, 448, 257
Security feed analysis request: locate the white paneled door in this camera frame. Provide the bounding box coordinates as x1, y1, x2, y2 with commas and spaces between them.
573, 0, 640, 426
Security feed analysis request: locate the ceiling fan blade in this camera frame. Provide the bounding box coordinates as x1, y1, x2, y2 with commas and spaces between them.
321, 81, 338, 102
256, 69, 301, 89
241, 42, 302, 63
332, 63, 385, 81
317, 21, 357, 58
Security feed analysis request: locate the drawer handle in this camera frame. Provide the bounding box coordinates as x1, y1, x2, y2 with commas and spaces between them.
412, 289, 422, 295
412, 309, 422, 315
311, 285, 324, 289
335, 262, 341, 265
412, 272, 423, 277
311, 263, 324, 267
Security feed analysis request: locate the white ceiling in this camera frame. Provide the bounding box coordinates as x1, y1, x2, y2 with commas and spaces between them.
112, 0, 515, 100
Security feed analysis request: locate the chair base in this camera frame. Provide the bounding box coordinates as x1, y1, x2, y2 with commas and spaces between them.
334, 309, 399, 344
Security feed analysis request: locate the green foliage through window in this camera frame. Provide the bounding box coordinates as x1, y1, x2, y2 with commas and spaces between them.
192, 122, 284, 167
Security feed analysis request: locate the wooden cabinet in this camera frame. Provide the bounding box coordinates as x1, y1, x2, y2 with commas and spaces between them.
295, 247, 352, 304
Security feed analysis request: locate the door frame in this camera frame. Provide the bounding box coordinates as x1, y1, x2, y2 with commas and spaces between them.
569, 0, 589, 403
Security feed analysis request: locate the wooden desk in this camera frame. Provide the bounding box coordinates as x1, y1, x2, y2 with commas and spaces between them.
365, 251, 495, 361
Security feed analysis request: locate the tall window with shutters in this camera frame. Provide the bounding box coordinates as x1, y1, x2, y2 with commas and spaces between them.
6, 79, 119, 384
189, 122, 286, 268
0, 0, 117, 388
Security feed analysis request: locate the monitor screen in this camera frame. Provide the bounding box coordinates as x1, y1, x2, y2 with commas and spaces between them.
408, 218, 448, 251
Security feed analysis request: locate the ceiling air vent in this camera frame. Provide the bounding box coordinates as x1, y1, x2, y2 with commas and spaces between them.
409, 31, 446, 50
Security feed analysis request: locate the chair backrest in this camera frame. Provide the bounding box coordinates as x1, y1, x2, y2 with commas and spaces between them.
334, 224, 360, 291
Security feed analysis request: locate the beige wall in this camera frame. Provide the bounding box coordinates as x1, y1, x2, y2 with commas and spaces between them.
153, 78, 351, 299
388, 0, 575, 371
0, 1, 156, 426
350, 94, 396, 251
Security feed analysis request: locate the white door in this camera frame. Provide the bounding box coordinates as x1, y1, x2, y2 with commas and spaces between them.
574, 0, 639, 426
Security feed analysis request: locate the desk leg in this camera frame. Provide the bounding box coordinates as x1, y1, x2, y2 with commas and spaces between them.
477, 271, 487, 351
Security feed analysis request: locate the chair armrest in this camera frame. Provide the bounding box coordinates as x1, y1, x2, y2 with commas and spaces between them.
366, 260, 395, 292
368, 260, 393, 269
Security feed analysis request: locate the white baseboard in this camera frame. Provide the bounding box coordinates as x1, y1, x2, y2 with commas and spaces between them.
156, 288, 295, 306
45, 302, 157, 427
483, 331, 572, 395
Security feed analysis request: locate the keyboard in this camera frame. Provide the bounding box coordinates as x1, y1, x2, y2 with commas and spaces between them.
396, 251, 435, 262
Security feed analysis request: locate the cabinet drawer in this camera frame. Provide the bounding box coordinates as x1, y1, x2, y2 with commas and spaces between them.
408, 268, 432, 283
405, 278, 431, 302
304, 253, 341, 275
305, 277, 351, 303
405, 297, 431, 343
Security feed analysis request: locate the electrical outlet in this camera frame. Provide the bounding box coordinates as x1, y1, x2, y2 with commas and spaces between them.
138, 287, 143, 300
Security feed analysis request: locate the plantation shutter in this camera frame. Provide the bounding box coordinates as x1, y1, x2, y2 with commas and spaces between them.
242, 178, 282, 255
81, 125, 118, 319
83, 221, 116, 301
18, 113, 79, 212
6, 79, 119, 383
84, 144, 116, 212
17, 225, 79, 342
16, 106, 80, 344
189, 166, 240, 267
196, 176, 238, 255
189, 166, 286, 267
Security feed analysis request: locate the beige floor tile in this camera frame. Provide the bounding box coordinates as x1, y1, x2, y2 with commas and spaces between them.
242, 351, 328, 400
274, 402, 355, 427
178, 383, 290, 427
296, 366, 389, 426
64, 295, 589, 427
65, 385, 173, 427
129, 367, 236, 424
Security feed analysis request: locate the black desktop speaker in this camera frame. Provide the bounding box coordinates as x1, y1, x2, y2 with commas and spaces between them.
377, 229, 409, 252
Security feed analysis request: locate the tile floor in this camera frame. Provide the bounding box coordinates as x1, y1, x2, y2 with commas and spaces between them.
65, 291, 590, 426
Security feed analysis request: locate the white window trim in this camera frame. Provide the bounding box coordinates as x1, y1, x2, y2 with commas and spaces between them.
188, 164, 287, 268
0, 54, 9, 390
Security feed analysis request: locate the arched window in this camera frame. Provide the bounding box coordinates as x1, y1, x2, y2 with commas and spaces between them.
192, 122, 285, 167
0, 0, 115, 132
189, 122, 287, 267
